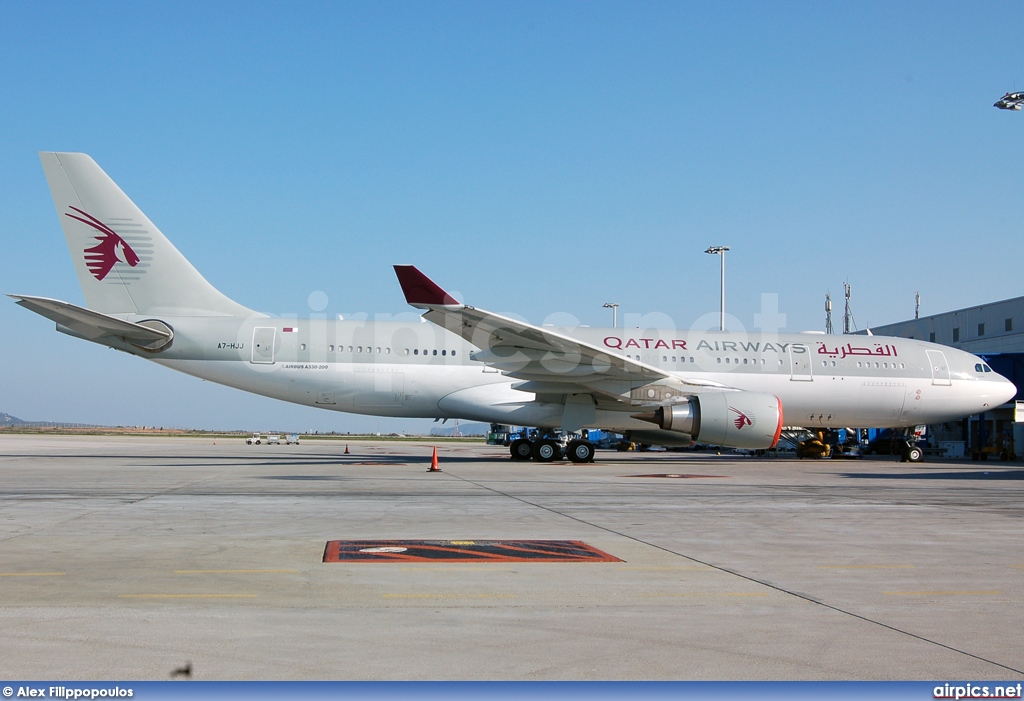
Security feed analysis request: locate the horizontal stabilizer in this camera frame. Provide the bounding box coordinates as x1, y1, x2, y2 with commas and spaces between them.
8, 295, 172, 348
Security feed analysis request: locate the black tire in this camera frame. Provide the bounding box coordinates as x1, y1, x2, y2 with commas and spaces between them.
532, 439, 562, 462
509, 439, 533, 461
567, 440, 595, 464
255, 440, 261, 445
906, 446, 923, 462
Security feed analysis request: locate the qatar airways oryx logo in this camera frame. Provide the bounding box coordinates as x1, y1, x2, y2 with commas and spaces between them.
65, 206, 141, 281
729, 406, 753, 430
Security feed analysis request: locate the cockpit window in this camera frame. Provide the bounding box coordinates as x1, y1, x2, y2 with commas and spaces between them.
983, 364, 992, 373
975, 364, 983, 372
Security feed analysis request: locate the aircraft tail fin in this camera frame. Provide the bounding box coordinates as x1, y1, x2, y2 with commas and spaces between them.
39, 152, 255, 317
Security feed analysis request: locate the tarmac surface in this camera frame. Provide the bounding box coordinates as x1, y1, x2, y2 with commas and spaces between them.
0, 434, 1022, 680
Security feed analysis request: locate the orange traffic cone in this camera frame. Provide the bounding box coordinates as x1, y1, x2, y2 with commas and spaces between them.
427, 446, 441, 472
345, 444, 350, 454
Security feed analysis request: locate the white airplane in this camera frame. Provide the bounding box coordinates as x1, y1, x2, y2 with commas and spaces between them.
10, 153, 1017, 463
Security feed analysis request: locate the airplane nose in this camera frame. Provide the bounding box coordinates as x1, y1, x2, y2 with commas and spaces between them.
996, 375, 1018, 405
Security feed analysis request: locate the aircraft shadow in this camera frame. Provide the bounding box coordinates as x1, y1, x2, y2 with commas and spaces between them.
841, 469, 1024, 481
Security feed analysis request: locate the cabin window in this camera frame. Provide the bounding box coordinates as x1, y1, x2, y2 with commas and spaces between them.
300, 343, 306, 351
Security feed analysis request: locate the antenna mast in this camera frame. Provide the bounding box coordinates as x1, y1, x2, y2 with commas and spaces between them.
843, 282, 852, 334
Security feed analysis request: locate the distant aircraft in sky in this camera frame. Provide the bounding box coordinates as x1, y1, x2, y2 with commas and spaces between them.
994, 91, 1024, 110
10, 153, 1016, 463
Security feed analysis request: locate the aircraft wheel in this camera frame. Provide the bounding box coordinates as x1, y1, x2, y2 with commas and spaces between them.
567, 440, 595, 463
905, 446, 923, 463
532, 439, 562, 462
509, 439, 533, 461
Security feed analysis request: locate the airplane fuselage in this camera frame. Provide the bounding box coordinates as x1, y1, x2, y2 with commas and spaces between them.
90, 313, 1011, 432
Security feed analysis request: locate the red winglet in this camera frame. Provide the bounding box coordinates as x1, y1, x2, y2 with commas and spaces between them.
393, 265, 461, 306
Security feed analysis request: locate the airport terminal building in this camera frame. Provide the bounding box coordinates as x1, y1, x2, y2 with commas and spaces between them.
866, 296, 1024, 459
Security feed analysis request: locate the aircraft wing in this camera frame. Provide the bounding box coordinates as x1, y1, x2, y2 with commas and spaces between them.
393, 266, 727, 402
8, 294, 172, 348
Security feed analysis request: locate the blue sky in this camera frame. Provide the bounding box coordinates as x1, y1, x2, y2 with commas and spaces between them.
2, 1, 1023, 432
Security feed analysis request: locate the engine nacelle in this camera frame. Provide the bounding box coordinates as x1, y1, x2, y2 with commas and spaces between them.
633, 391, 783, 450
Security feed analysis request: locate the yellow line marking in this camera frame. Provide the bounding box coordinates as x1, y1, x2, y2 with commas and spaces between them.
643, 592, 770, 598
382, 593, 516, 599
119, 594, 258, 599
884, 590, 1002, 596
174, 569, 298, 574
617, 566, 717, 571
0, 572, 66, 577
817, 565, 915, 569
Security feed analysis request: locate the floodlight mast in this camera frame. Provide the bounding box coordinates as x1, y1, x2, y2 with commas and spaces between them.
704, 246, 729, 331
602, 302, 619, 328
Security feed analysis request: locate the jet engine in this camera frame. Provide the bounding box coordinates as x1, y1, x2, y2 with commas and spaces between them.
633, 391, 783, 450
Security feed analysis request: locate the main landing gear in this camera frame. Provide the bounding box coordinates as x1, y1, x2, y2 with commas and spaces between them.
509, 437, 596, 463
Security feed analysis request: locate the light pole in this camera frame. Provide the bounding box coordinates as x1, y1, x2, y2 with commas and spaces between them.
704, 246, 729, 331
602, 302, 619, 328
